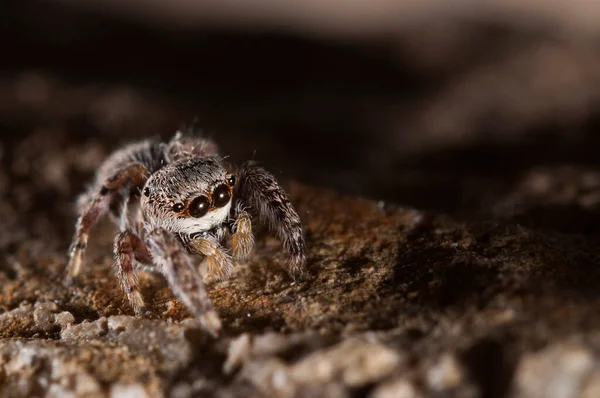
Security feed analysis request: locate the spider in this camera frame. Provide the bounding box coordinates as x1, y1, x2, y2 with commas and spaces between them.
66, 131, 306, 336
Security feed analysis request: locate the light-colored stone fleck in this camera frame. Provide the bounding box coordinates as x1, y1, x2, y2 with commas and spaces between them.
54, 311, 76, 328
61, 317, 108, 341
514, 343, 595, 398
426, 354, 464, 392
110, 383, 150, 398
224, 333, 252, 375
371, 378, 422, 398
290, 338, 402, 386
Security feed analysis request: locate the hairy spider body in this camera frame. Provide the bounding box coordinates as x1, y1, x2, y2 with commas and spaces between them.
66, 132, 306, 336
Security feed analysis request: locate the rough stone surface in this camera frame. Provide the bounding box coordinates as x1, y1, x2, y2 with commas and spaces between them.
4, 124, 600, 396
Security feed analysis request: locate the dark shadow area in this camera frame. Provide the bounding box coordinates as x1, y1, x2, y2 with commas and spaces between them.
5, 1, 600, 228
461, 338, 518, 398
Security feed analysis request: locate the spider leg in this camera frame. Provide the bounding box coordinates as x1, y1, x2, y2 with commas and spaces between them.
66, 193, 110, 280
231, 209, 255, 261
145, 228, 221, 337
114, 230, 152, 314
103, 163, 150, 192
235, 161, 306, 279
193, 237, 234, 280
66, 164, 150, 281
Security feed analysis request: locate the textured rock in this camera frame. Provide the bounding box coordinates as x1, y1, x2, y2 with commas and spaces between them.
513, 340, 598, 398
4, 130, 600, 396
288, 338, 402, 386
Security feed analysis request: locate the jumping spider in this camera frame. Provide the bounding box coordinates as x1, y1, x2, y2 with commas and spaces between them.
66, 132, 306, 336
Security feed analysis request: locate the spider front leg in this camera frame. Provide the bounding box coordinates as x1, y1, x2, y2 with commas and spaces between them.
66, 163, 149, 281
146, 228, 221, 337
231, 209, 255, 261
114, 230, 152, 314
193, 237, 234, 280
235, 161, 306, 279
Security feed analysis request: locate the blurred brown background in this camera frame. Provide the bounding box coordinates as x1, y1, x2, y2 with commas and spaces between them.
3, 0, 600, 219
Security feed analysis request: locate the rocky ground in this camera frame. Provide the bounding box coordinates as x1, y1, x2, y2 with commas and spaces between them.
4, 102, 600, 398
4, 3, 600, 397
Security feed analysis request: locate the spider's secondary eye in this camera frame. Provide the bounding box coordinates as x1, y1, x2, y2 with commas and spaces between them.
189, 196, 211, 218
143, 187, 150, 197
172, 203, 185, 212
213, 184, 231, 208
227, 175, 236, 186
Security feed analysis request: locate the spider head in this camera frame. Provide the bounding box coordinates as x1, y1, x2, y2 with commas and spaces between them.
141, 158, 236, 235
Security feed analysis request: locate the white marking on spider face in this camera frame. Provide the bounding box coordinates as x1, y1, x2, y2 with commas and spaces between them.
171, 202, 232, 235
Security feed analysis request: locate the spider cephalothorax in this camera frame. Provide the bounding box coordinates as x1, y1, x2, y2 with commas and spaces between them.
66, 132, 306, 336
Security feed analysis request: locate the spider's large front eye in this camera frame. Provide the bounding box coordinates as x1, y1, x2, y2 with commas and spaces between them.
189, 196, 211, 218
213, 184, 231, 208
